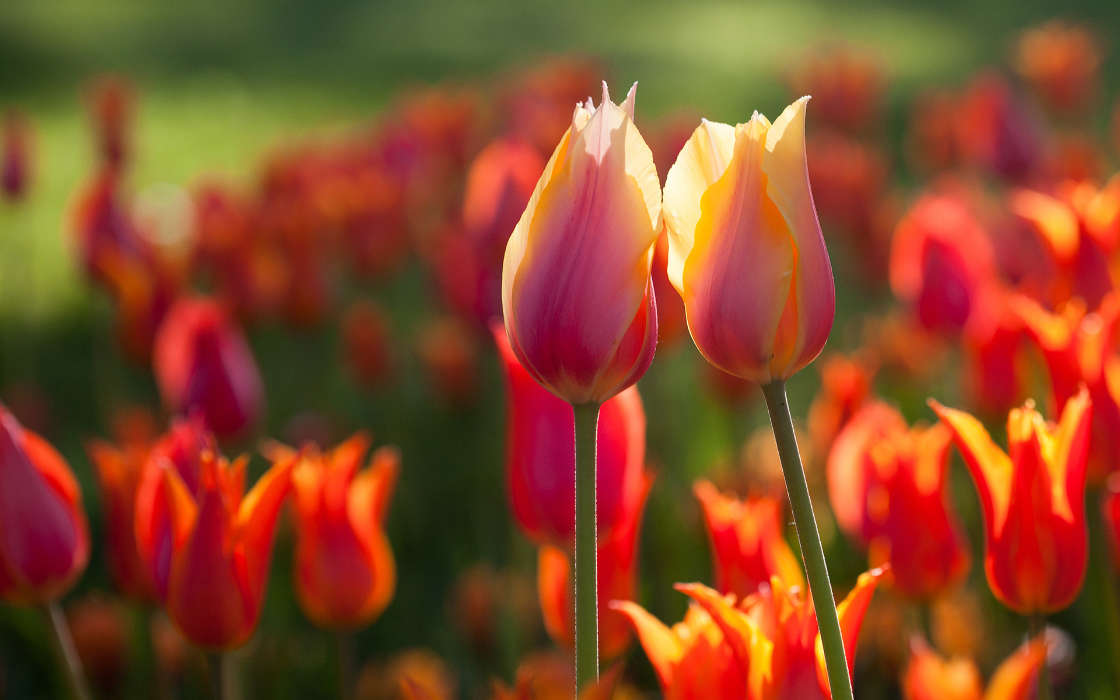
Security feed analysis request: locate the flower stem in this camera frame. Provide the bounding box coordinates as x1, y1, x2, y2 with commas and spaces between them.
209, 652, 233, 700
1031, 615, 1051, 700
761, 380, 852, 700
44, 601, 92, 700
336, 631, 355, 700
572, 402, 600, 690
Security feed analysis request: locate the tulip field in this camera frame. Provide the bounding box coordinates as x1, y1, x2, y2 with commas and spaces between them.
7, 2, 1120, 699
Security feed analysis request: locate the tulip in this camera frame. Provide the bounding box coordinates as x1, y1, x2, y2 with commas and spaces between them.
158, 446, 291, 648
417, 316, 479, 406
889, 193, 995, 335
153, 297, 264, 439
930, 387, 1091, 614
828, 402, 970, 599
277, 434, 398, 629
2, 111, 32, 202
663, 97, 833, 383
807, 353, 875, 455
501, 82, 660, 406
87, 435, 157, 600
616, 569, 882, 699
1014, 22, 1101, 115
961, 289, 1027, 414
492, 652, 625, 700
340, 299, 394, 389
493, 322, 646, 544
693, 480, 803, 598
956, 73, 1041, 181
537, 472, 652, 661
901, 636, 1046, 700
0, 405, 90, 603
86, 76, 134, 171
787, 47, 883, 133
1011, 293, 1120, 481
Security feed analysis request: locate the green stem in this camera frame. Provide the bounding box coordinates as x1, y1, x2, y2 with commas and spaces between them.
572, 402, 600, 690
761, 380, 852, 700
336, 631, 355, 700
44, 601, 92, 700
209, 652, 233, 700
1031, 615, 1051, 700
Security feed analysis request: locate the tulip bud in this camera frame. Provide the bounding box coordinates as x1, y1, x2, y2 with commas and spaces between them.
153, 297, 264, 438
931, 388, 1091, 614
501, 82, 660, 405
663, 97, 834, 383
493, 323, 646, 544
0, 406, 90, 603
280, 434, 398, 629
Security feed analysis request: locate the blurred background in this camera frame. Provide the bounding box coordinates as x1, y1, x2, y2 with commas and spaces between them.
3, 0, 1120, 698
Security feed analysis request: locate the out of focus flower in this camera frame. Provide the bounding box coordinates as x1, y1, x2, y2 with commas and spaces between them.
87, 430, 157, 600
1012, 293, 1120, 480
492, 652, 626, 700
67, 595, 130, 695
693, 480, 803, 598
86, 76, 134, 171
153, 297, 264, 438
501, 58, 601, 156
502, 82, 660, 405
448, 565, 501, 653
649, 111, 701, 183
438, 138, 543, 325
901, 636, 1046, 700
1044, 132, 1104, 183
907, 90, 963, 172
861, 312, 948, 383
2, 111, 32, 202
275, 434, 398, 630
538, 473, 653, 661
618, 569, 882, 699
156, 446, 292, 648
417, 316, 479, 405
807, 353, 875, 456
0, 405, 90, 603
1015, 22, 1101, 115
806, 130, 889, 254
493, 323, 647, 545
663, 98, 834, 383
1103, 475, 1120, 568
828, 402, 970, 599
889, 193, 995, 334
962, 288, 1028, 414
342, 300, 394, 389
931, 590, 989, 660
787, 47, 883, 132
931, 388, 1091, 614
956, 73, 1041, 181
357, 649, 457, 700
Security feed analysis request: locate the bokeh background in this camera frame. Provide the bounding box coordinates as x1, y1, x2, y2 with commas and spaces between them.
3, 0, 1120, 698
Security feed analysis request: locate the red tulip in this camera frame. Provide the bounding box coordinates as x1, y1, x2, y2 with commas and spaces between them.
341, 300, 394, 389
537, 472, 652, 661
153, 297, 264, 438
2, 111, 32, 202
0, 406, 90, 603
492, 322, 646, 544
961, 288, 1027, 413
807, 353, 875, 455
693, 480, 803, 599
828, 402, 970, 599
956, 73, 1041, 181
86, 76, 134, 171
931, 387, 1091, 614
787, 47, 883, 133
158, 446, 292, 648
282, 434, 398, 629
1015, 22, 1101, 115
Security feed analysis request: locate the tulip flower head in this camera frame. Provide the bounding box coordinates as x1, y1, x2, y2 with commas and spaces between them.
0, 405, 90, 604
931, 388, 1091, 614
616, 569, 882, 700
87, 435, 157, 600
828, 402, 970, 599
693, 480, 803, 599
280, 434, 398, 629
901, 636, 1046, 700
493, 322, 646, 544
502, 82, 661, 405
663, 97, 835, 383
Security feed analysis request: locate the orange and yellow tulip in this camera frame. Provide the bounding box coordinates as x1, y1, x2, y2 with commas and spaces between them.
281, 434, 398, 629
0, 405, 90, 603
693, 480, 803, 599
501, 82, 661, 405
616, 569, 882, 699
901, 636, 1046, 700
931, 387, 1091, 614
662, 97, 834, 383
828, 402, 970, 599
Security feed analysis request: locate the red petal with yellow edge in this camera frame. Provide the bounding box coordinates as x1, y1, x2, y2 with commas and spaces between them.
929, 399, 1013, 533
675, 583, 765, 684
236, 455, 293, 604
983, 635, 1046, 700
609, 600, 684, 689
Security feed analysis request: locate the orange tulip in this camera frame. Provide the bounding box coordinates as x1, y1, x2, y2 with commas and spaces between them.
157, 447, 292, 648
281, 434, 398, 629
693, 480, 803, 598
492, 651, 624, 700
931, 387, 1091, 614
537, 472, 652, 660
501, 82, 660, 405
663, 97, 834, 383
0, 405, 90, 603
616, 569, 881, 699
1015, 21, 1101, 115
1012, 293, 1120, 480
901, 636, 1046, 700
828, 402, 970, 599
